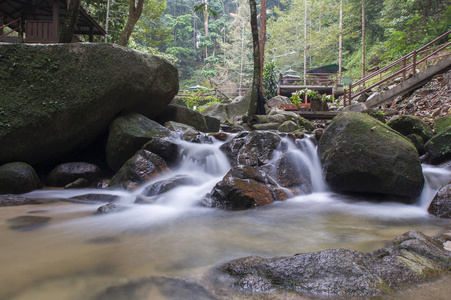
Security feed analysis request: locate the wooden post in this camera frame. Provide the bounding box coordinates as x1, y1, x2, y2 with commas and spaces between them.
362, 0, 366, 80
412, 51, 417, 78
343, 88, 347, 107
348, 85, 351, 106
52, 0, 59, 42
89, 26, 93, 42
402, 57, 406, 80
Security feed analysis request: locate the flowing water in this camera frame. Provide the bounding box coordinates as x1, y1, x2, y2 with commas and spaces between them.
1, 136, 450, 299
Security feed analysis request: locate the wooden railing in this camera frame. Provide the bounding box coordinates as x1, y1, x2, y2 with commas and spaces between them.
279, 73, 339, 87
25, 20, 57, 43
343, 30, 451, 106
0, 17, 22, 39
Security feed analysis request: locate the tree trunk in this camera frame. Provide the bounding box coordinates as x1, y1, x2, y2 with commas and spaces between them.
118, 0, 145, 46
338, 0, 343, 76
59, 0, 81, 43
259, 0, 266, 94
203, 0, 209, 58
362, 0, 366, 78
247, 0, 261, 117
303, 0, 307, 85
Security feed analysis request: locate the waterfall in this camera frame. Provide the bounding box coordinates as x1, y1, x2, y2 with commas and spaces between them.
419, 164, 451, 208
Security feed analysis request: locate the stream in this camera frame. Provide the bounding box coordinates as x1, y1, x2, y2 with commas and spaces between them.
1, 136, 450, 299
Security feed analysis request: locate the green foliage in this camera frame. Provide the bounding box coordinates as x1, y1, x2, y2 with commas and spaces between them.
181, 83, 222, 111
263, 62, 278, 99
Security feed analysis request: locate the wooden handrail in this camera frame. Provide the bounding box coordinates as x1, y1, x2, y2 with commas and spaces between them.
344, 30, 451, 106
0, 17, 22, 38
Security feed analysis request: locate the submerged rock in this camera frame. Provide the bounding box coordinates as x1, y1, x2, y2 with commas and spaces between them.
47, 162, 100, 187
6, 216, 51, 231
106, 112, 171, 172
96, 276, 215, 300
428, 183, 451, 218
0, 162, 42, 194
108, 150, 169, 191
95, 203, 122, 215
213, 231, 451, 297
140, 175, 196, 197
70, 194, 119, 203
0, 43, 178, 167
318, 112, 424, 200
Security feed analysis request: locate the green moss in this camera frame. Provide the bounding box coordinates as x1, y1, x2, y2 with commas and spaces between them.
434, 116, 451, 134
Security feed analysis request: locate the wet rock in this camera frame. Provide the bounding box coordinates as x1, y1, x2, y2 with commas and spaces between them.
278, 121, 300, 133
220, 123, 246, 133
164, 121, 201, 141
214, 231, 450, 297
64, 178, 90, 189
47, 162, 100, 187
155, 104, 209, 132
434, 116, 451, 134
140, 175, 196, 197
208, 132, 230, 142
273, 152, 312, 193
313, 128, 324, 141
387, 115, 433, 142
428, 183, 451, 218
141, 138, 180, 167
96, 276, 216, 300
106, 112, 171, 172
6, 216, 51, 231
70, 194, 119, 203
204, 115, 221, 132
425, 126, 451, 164
0, 162, 42, 194
0, 194, 41, 206
207, 168, 275, 210
108, 150, 170, 191
318, 112, 424, 200
95, 203, 122, 215
220, 131, 281, 167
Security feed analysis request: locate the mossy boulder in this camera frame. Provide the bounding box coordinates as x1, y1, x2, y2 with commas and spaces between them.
0, 43, 178, 167
202, 89, 252, 122
318, 112, 424, 200
278, 120, 301, 132
106, 112, 171, 172
434, 116, 451, 134
425, 126, 451, 164
155, 104, 209, 132
0, 162, 42, 194
387, 115, 433, 142
406, 134, 425, 155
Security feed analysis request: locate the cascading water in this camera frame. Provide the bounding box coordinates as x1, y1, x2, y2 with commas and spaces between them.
1, 133, 451, 299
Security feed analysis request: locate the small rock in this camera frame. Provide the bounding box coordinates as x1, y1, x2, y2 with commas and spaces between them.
64, 178, 89, 189
0, 195, 41, 206
0, 162, 42, 194
95, 203, 121, 215
70, 194, 119, 203
47, 162, 100, 187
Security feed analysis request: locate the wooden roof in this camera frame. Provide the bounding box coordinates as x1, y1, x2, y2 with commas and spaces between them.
0, 0, 106, 36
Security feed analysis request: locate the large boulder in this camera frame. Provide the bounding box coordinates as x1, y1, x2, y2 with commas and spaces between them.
425, 126, 451, 164
154, 105, 209, 132
265, 95, 291, 110
0, 43, 178, 167
106, 112, 171, 172
141, 137, 181, 167
202, 89, 252, 122
214, 231, 451, 297
318, 112, 424, 200
0, 162, 41, 194
428, 183, 451, 218
108, 150, 169, 190
387, 115, 433, 142
434, 116, 451, 134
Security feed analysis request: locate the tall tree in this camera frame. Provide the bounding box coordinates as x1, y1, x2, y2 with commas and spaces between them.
259, 0, 267, 93
247, 0, 261, 117
118, 0, 145, 46
59, 0, 81, 43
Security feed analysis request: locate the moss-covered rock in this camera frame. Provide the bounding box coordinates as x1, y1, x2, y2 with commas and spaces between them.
0, 43, 178, 167
434, 116, 451, 134
318, 112, 424, 200
406, 133, 425, 155
154, 104, 209, 132
425, 126, 451, 164
387, 115, 433, 142
278, 120, 301, 132
106, 112, 170, 172
0, 162, 42, 194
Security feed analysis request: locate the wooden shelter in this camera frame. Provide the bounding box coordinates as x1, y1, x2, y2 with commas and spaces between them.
0, 0, 106, 43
